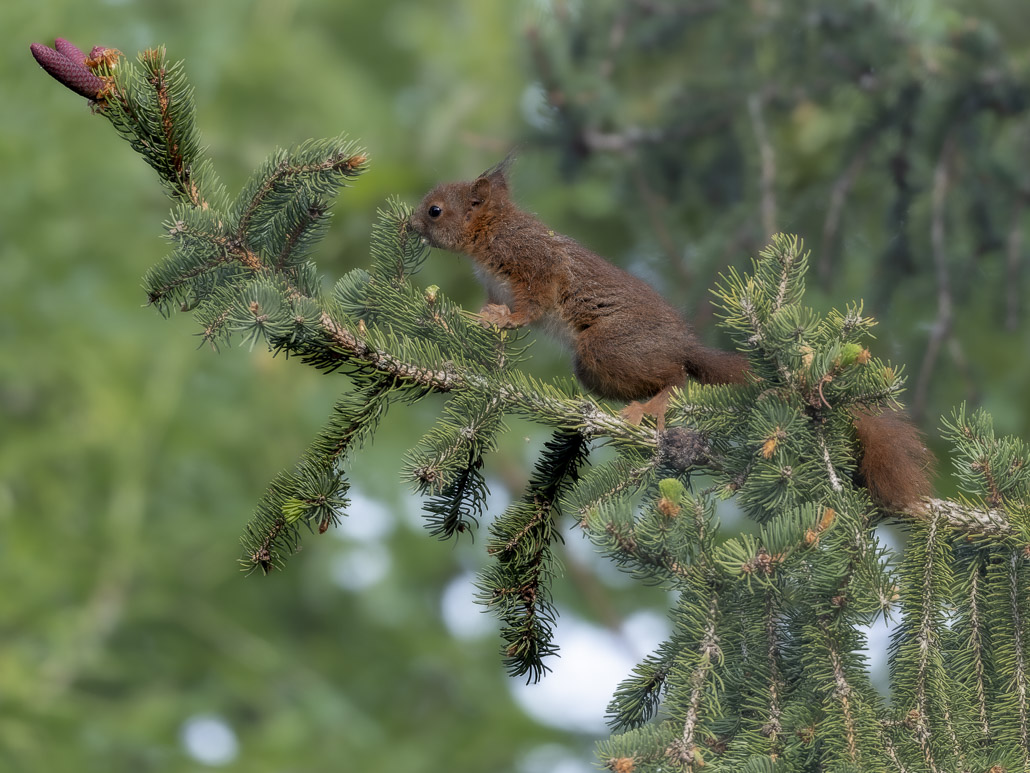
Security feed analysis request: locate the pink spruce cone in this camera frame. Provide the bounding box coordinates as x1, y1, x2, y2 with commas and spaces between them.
54, 38, 87, 64
30, 40, 105, 100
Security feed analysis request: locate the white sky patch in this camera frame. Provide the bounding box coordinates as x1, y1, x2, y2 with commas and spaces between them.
441, 571, 495, 640
622, 609, 672, 653
180, 714, 238, 767
509, 609, 669, 735
874, 522, 904, 553
862, 523, 903, 694
859, 613, 896, 695
520, 82, 556, 130
335, 489, 396, 543
714, 497, 748, 533
330, 543, 392, 592
562, 528, 634, 589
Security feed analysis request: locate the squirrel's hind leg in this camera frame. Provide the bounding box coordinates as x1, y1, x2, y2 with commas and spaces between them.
621, 386, 674, 431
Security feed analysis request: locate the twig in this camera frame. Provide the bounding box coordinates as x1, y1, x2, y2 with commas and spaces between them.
763, 590, 784, 741
946, 335, 978, 408
599, 10, 629, 80
580, 126, 662, 152
526, 25, 567, 114
879, 727, 912, 773
670, 593, 720, 770
820, 142, 872, 286
966, 559, 991, 739
821, 616, 860, 765
630, 0, 724, 16
912, 508, 946, 773
913, 136, 955, 420
748, 93, 777, 238
817, 430, 844, 492
632, 168, 691, 284
918, 498, 1012, 536
1007, 195, 1025, 332
1010, 550, 1030, 767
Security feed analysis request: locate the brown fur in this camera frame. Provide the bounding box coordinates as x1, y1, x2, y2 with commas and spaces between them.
852, 408, 935, 512
409, 163, 934, 511
409, 163, 736, 400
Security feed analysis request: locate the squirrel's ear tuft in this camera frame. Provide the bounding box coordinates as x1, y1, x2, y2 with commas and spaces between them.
480, 150, 517, 191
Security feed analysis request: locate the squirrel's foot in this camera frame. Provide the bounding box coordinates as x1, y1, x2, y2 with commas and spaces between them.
620, 401, 648, 426
477, 303, 517, 329
620, 387, 673, 431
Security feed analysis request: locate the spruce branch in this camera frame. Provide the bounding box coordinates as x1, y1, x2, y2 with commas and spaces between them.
761, 589, 784, 742
421, 450, 487, 538
822, 618, 861, 767
241, 377, 392, 574
34, 39, 1030, 769
479, 430, 589, 681
407, 391, 505, 540
892, 507, 954, 770
99, 46, 218, 208
668, 592, 721, 772
922, 497, 1014, 536
962, 555, 992, 741
232, 138, 368, 253
606, 640, 678, 731
1006, 551, 1030, 766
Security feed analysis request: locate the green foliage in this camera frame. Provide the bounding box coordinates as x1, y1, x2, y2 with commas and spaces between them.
943, 404, 1030, 508
479, 429, 589, 681
98, 47, 221, 208
407, 390, 502, 538
523, 0, 1030, 442
25, 19, 1030, 773
10, 5, 545, 773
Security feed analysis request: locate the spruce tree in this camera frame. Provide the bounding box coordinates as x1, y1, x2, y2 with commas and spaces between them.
32, 39, 1030, 771
522, 0, 1030, 429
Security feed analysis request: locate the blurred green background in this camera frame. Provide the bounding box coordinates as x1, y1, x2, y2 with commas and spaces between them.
4, 1, 1030, 771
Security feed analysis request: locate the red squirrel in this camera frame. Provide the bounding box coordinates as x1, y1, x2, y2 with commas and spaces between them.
409, 161, 934, 511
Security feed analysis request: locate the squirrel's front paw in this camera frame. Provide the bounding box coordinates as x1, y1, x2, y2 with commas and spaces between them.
477, 303, 515, 329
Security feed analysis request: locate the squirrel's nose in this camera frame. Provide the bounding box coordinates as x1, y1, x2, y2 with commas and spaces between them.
405, 215, 430, 245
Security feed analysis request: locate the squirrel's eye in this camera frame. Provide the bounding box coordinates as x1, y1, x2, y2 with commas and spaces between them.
428, 205, 442, 218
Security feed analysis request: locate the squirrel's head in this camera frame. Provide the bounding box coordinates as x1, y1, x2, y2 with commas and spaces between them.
409, 157, 513, 253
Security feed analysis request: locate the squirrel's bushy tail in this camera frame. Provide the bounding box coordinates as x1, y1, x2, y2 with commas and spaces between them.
852, 408, 935, 511
684, 344, 750, 385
